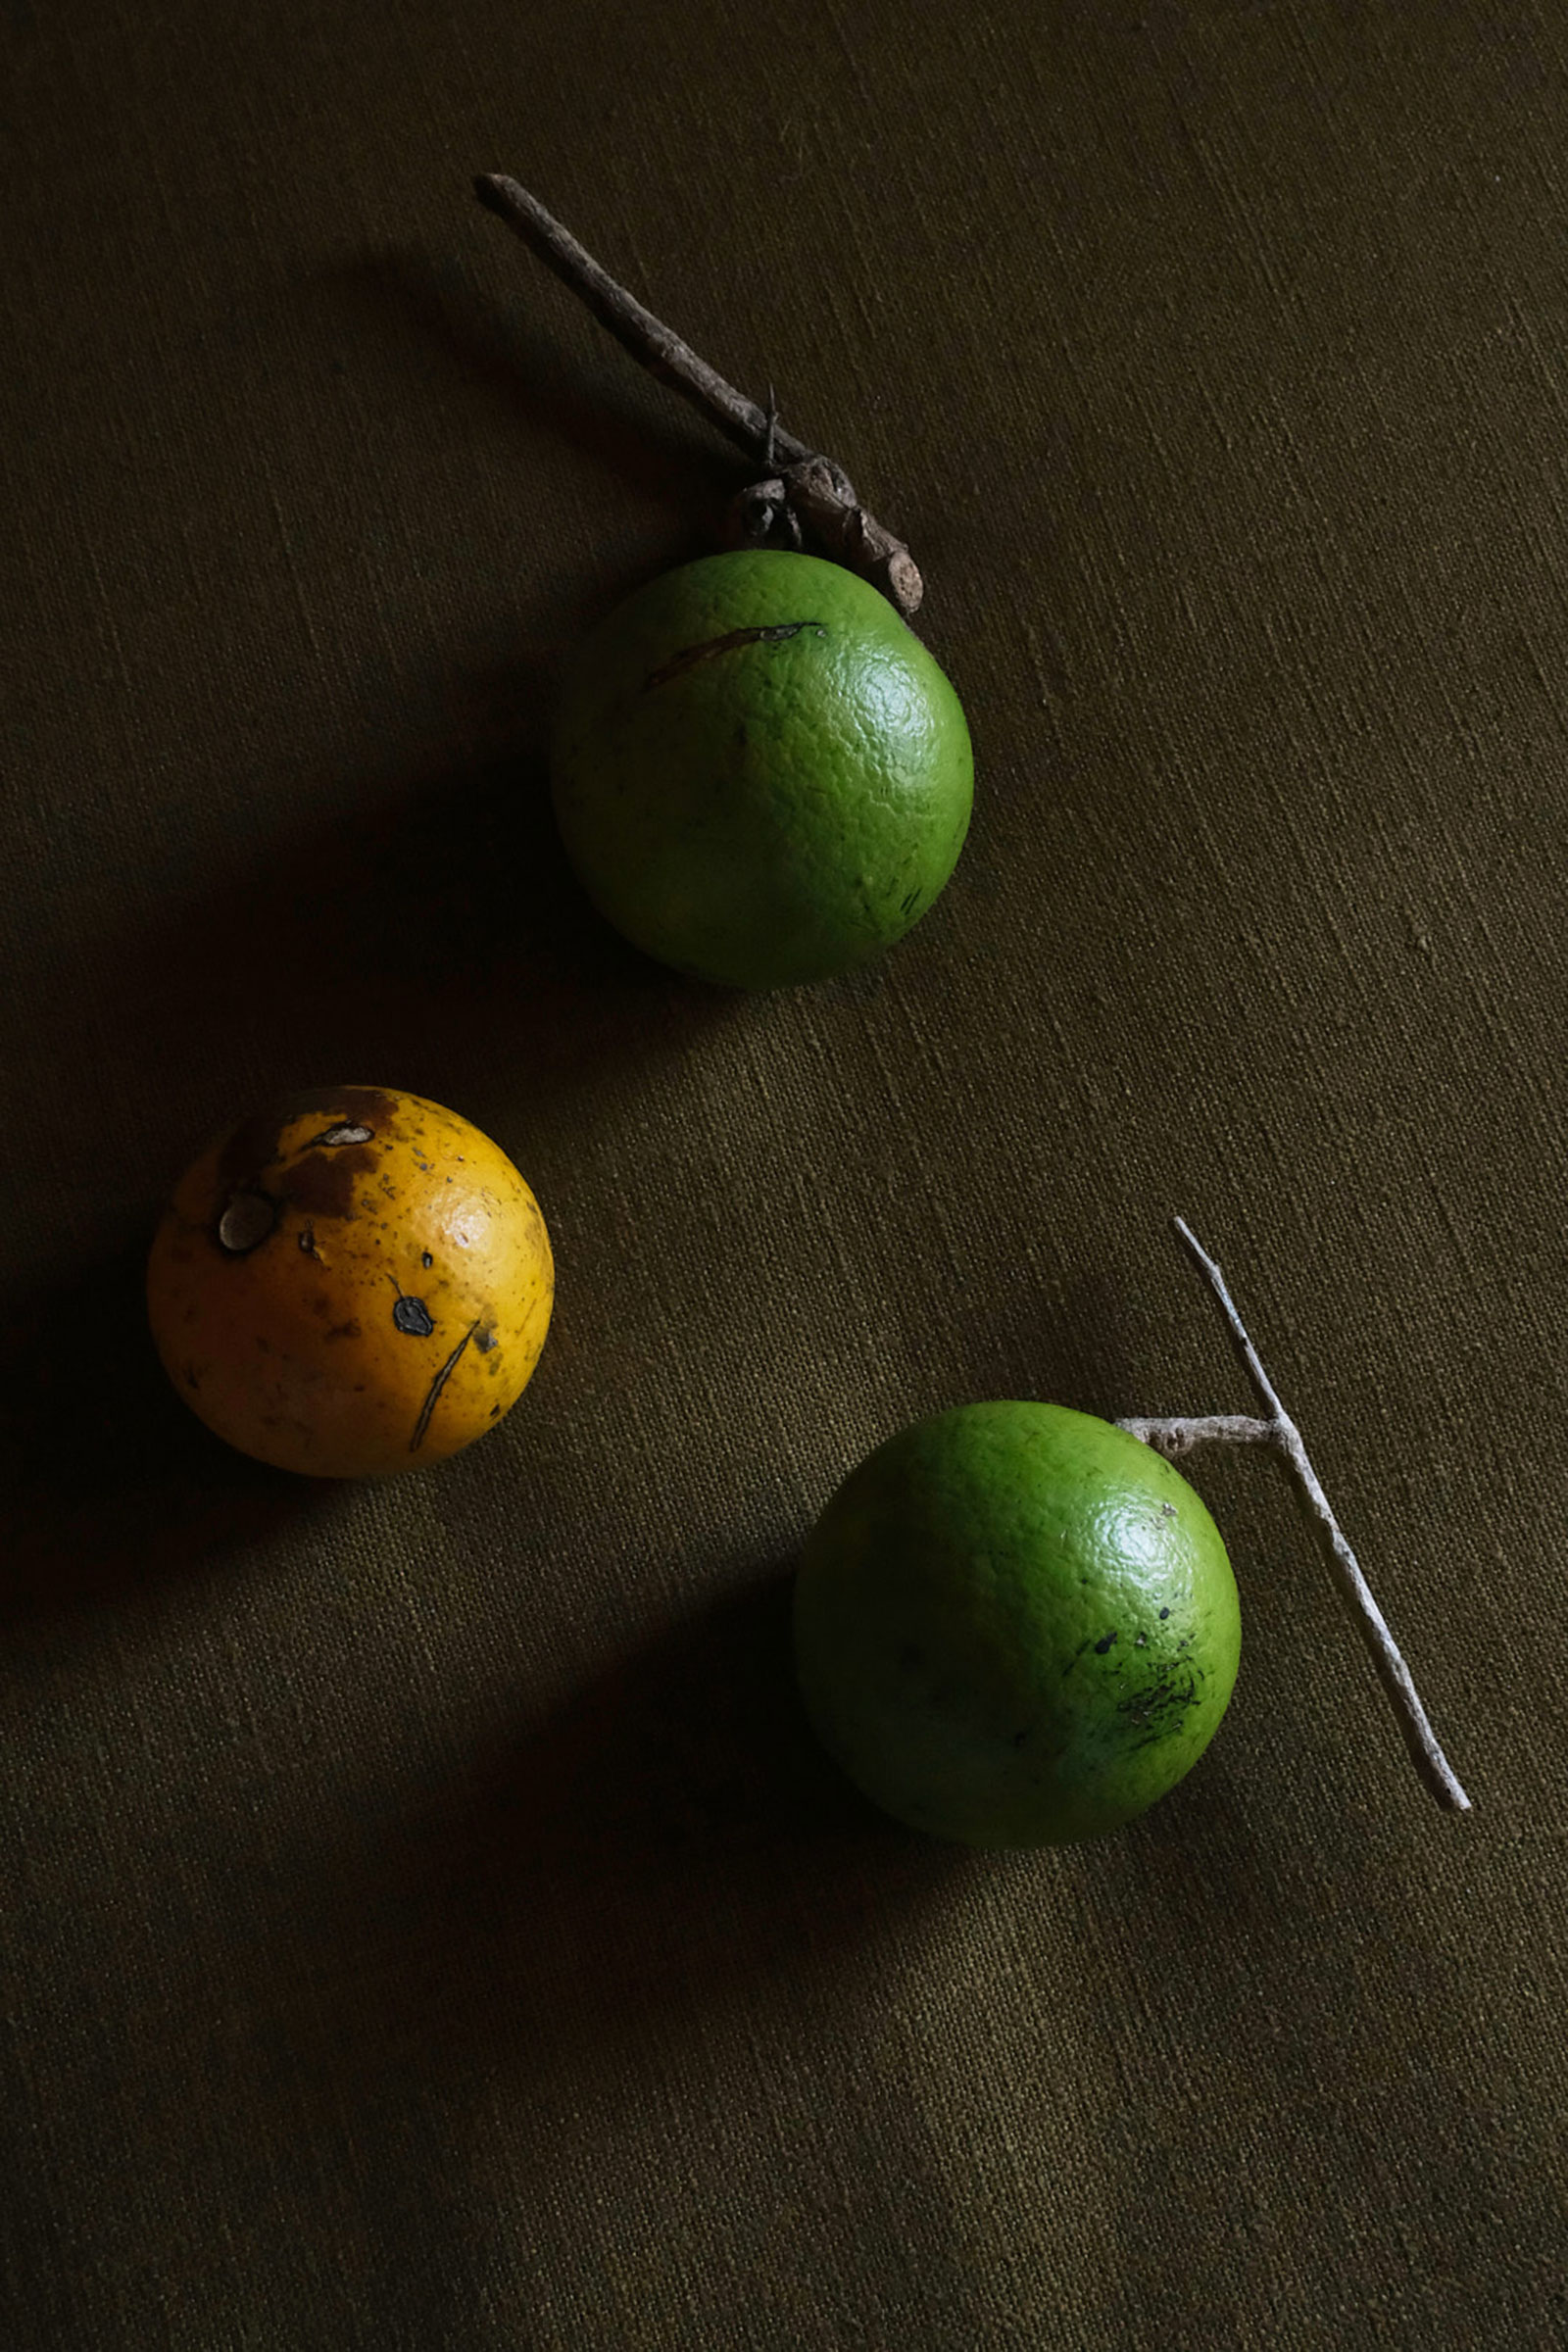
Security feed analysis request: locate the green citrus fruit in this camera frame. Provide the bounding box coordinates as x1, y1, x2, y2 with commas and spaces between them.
550, 550, 973, 988
793, 1402, 1242, 1846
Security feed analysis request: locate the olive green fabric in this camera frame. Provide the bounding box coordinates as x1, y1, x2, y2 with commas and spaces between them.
3, 2, 1564, 2345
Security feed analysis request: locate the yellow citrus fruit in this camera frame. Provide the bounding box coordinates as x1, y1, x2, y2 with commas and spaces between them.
146, 1086, 553, 1477
551, 550, 973, 988
794, 1402, 1241, 1845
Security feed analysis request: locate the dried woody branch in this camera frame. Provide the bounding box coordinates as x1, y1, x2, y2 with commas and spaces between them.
1118, 1219, 1471, 1815
473, 173, 924, 615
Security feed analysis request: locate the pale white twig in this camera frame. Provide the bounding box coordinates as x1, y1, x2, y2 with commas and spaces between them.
1118, 1218, 1471, 1815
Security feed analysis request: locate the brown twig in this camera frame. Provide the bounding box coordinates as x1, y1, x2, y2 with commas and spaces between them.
1119, 1218, 1471, 1815
472, 173, 924, 615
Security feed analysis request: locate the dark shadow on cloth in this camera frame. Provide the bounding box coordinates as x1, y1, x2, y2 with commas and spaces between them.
310, 1567, 961, 2044
327, 246, 743, 570
199, 1565, 974, 2337
0, 659, 741, 1623
276, 1561, 966, 2085
0, 1226, 334, 1625
0, 240, 760, 1638
87, 659, 738, 1118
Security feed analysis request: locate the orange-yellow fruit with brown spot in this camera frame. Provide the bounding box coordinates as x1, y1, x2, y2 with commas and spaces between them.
146, 1086, 554, 1478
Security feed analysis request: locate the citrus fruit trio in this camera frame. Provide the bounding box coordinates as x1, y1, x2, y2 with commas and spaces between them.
144, 562, 1243, 1847
551, 549, 973, 988
147, 1086, 553, 1479
793, 1402, 1242, 1845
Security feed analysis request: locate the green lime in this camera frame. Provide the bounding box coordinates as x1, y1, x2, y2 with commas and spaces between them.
550, 550, 973, 988
793, 1402, 1241, 1846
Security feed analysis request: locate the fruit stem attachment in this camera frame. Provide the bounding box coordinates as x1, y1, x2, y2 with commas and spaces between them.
1118, 1218, 1472, 1816
471, 173, 924, 616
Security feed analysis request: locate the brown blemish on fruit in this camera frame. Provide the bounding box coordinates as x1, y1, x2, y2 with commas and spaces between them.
643, 620, 826, 691
325, 1319, 362, 1342
473, 1325, 497, 1353
291, 1085, 399, 1130
283, 1147, 375, 1222
392, 1296, 435, 1338
217, 1088, 397, 1197
211, 1096, 386, 1256
217, 1109, 290, 1196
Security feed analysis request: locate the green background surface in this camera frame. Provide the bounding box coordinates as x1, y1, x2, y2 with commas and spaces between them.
2, 3, 1563, 2345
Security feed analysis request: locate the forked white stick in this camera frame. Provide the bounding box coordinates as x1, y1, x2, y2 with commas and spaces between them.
1118, 1218, 1471, 1814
